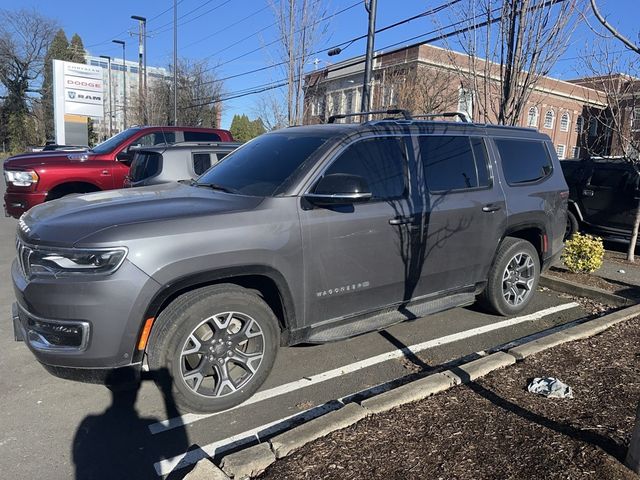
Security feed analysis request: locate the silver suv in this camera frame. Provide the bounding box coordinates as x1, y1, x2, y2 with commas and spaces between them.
124, 142, 241, 188
11, 111, 568, 413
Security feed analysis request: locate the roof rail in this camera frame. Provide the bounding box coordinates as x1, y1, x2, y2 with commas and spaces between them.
412, 111, 471, 123
327, 109, 412, 124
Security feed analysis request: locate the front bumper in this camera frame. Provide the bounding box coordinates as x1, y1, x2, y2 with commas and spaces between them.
11, 257, 162, 371
4, 191, 47, 218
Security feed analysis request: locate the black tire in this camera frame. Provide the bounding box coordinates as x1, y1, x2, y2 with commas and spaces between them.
479, 237, 540, 316
147, 284, 280, 413
564, 210, 579, 241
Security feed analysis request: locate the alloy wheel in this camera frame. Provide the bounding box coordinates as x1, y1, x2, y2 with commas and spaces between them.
501, 252, 535, 306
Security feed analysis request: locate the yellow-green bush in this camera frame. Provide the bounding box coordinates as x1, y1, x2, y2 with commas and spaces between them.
562, 233, 604, 274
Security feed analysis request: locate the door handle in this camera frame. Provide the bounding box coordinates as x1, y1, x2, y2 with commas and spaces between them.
389, 216, 411, 225
482, 205, 502, 213
582, 189, 594, 197
101, 170, 110, 176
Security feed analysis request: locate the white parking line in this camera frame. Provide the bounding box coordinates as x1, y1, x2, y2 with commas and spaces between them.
149, 302, 578, 435
154, 402, 340, 476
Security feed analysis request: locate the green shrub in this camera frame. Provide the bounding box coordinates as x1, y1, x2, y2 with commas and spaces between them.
562, 233, 604, 273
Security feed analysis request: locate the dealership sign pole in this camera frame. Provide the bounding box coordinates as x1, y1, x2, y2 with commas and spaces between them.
52, 60, 105, 146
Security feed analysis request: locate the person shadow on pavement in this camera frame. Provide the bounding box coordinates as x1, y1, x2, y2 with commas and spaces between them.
72, 367, 191, 480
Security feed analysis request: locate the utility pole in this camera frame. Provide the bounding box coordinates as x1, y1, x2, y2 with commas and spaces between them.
99, 55, 113, 137
112, 39, 127, 129
173, 0, 178, 126
131, 16, 147, 124
361, 0, 378, 116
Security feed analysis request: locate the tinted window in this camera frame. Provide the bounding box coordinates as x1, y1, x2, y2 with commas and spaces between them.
419, 136, 488, 192
589, 167, 627, 188
495, 139, 552, 185
193, 153, 212, 176
198, 133, 329, 196
216, 152, 229, 162
129, 152, 161, 181
321, 137, 406, 200
91, 127, 141, 154
184, 131, 221, 142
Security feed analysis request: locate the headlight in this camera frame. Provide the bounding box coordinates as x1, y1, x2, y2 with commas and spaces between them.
27, 247, 128, 276
4, 170, 39, 187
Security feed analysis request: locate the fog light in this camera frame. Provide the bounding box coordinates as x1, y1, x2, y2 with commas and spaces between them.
27, 318, 87, 349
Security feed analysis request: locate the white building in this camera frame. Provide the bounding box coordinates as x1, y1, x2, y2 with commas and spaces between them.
86, 54, 170, 139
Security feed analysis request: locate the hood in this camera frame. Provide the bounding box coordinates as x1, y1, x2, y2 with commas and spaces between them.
4, 151, 96, 170
19, 182, 263, 246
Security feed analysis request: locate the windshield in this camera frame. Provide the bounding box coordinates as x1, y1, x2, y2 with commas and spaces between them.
91, 127, 142, 154
197, 132, 329, 196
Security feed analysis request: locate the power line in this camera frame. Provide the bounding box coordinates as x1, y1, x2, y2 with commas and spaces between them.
199, 0, 463, 87
184, 1, 498, 109
148, 0, 234, 36
181, 5, 271, 50
86, 0, 186, 49
198, 1, 362, 74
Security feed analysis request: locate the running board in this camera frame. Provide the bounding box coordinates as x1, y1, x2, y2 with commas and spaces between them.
306, 292, 476, 343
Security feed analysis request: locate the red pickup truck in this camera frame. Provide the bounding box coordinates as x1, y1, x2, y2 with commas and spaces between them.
3, 126, 233, 218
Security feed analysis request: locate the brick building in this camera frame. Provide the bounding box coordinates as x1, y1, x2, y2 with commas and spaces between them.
303, 43, 610, 159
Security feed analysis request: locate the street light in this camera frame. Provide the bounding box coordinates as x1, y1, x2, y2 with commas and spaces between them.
99, 55, 113, 137
112, 39, 127, 129
131, 15, 147, 124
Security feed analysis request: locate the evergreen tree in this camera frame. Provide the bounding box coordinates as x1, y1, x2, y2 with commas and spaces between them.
230, 114, 265, 143
69, 33, 86, 63
41, 29, 69, 140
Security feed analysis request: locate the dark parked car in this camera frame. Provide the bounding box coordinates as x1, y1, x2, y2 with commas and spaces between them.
561, 156, 640, 241
124, 142, 241, 188
11, 110, 568, 413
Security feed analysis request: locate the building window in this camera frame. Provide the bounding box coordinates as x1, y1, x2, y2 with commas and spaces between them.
560, 112, 570, 132
589, 118, 598, 137
575, 116, 584, 133
572, 146, 580, 158
458, 88, 473, 121
556, 144, 566, 159
632, 107, 640, 131
331, 92, 341, 116
527, 106, 539, 127
345, 90, 354, 114
544, 110, 555, 129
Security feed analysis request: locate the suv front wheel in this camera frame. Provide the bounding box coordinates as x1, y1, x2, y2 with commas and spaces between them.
147, 284, 280, 413
480, 237, 540, 316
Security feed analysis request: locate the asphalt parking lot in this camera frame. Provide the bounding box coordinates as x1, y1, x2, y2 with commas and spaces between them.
0, 183, 590, 479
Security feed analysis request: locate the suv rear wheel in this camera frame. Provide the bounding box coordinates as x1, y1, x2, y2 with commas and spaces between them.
480, 237, 540, 316
147, 284, 280, 413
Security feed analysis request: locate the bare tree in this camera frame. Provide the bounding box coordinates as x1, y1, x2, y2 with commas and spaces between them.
377, 64, 460, 115
253, 94, 288, 131
441, 0, 581, 124
269, 0, 327, 126
0, 8, 56, 149
582, 3, 640, 263
145, 59, 223, 128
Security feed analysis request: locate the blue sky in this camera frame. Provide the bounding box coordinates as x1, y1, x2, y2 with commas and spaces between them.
3, 0, 638, 129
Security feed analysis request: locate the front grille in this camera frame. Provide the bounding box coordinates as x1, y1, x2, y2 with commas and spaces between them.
16, 238, 33, 278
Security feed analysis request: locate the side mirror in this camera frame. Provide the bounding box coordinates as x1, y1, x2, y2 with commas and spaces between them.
116, 151, 133, 164
304, 173, 372, 206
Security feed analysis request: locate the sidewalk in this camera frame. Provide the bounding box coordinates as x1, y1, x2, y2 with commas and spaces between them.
259, 316, 640, 480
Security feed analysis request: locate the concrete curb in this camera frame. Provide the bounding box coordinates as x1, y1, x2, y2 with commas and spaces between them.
187, 301, 640, 479
220, 443, 275, 479
540, 274, 633, 307
270, 403, 367, 458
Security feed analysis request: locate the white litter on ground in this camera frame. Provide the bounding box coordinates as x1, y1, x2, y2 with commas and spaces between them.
527, 377, 573, 399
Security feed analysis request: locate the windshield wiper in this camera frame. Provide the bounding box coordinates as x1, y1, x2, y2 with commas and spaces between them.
192, 181, 237, 194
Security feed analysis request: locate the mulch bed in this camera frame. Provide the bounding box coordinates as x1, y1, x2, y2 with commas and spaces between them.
548, 267, 640, 301
260, 317, 640, 480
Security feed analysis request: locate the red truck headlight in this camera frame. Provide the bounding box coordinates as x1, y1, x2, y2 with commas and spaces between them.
4, 169, 39, 187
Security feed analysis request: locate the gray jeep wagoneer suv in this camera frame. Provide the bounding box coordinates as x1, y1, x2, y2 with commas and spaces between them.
12, 111, 568, 413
